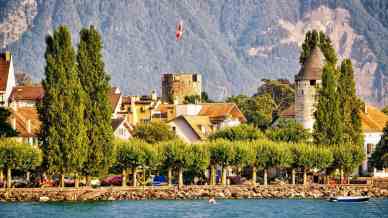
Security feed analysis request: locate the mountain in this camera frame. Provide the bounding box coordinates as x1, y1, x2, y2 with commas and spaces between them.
1, 0, 388, 106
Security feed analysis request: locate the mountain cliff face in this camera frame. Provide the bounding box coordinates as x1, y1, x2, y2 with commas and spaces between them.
1, 0, 388, 106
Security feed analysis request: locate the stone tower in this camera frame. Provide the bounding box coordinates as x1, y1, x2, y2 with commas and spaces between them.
295, 47, 325, 130
161, 73, 202, 104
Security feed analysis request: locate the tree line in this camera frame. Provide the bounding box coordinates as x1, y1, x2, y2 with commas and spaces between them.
113, 137, 364, 187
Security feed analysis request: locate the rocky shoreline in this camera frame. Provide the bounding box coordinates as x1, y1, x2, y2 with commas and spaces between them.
0, 185, 387, 202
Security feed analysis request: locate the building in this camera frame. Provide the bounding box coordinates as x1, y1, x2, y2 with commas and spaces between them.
166, 103, 246, 143
9, 85, 44, 108
360, 105, 388, 177
111, 118, 132, 140
119, 91, 160, 125
0, 52, 16, 107
168, 115, 213, 143
9, 107, 41, 145
161, 73, 202, 104
294, 47, 324, 130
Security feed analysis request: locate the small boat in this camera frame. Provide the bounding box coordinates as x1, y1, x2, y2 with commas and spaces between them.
329, 196, 370, 202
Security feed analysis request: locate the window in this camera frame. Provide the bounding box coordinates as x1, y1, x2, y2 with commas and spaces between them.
310, 80, 316, 86
367, 144, 374, 154
172, 126, 176, 132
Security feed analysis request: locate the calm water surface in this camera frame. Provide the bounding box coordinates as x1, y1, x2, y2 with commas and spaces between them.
0, 199, 387, 218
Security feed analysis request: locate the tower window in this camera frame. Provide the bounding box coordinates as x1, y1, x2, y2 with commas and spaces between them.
310, 80, 316, 86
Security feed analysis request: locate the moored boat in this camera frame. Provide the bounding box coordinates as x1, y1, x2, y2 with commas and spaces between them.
329, 196, 370, 202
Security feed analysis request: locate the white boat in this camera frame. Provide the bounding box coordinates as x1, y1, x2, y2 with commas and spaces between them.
329, 196, 370, 202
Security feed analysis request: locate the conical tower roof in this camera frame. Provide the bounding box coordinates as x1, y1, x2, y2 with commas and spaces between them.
295, 47, 325, 81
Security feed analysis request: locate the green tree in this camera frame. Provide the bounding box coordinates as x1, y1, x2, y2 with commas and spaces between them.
331, 144, 364, 183
186, 143, 210, 184
338, 59, 364, 146
133, 122, 176, 144
0, 139, 42, 188
77, 26, 114, 183
209, 139, 235, 185
208, 124, 264, 141
266, 119, 310, 143
0, 108, 17, 137
38, 26, 88, 188
160, 140, 191, 187
313, 64, 343, 145
290, 143, 332, 185
115, 139, 149, 187
227, 94, 276, 130
371, 123, 388, 170
256, 79, 295, 111
250, 140, 292, 185
300, 30, 337, 66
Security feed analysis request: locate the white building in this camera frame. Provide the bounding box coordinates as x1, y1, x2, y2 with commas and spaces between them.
0, 52, 16, 107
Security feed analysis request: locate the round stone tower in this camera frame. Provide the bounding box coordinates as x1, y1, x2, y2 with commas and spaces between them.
295, 47, 325, 130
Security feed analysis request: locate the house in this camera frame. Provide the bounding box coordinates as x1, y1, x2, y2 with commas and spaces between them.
9, 107, 41, 145
119, 91, 160, 125
360, 105, 388, 177
111, 117, 132, 140
9, 85, 44, 108
278, 103, 388, 177
168, 115, 213, 143
0, 52, 16, 107
166, 103, 246, 143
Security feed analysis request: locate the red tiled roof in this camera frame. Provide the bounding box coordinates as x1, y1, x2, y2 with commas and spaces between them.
361, 105, 388, 133
10, 86, 44, 101
198, 103, 246, 123
279, 104, 295, 118
0, 53, 11, 92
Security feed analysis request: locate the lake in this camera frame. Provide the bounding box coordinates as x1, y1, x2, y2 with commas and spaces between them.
0, 199, 387, 218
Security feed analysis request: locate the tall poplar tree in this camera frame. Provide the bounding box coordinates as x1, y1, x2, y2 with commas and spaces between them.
77, 26, 114, 182
338, 59, 363, 146
38, 26, 87, 187
300, 30, 337, 66
313, 64, 343, 145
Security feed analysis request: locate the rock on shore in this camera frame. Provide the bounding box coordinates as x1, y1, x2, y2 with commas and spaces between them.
0, 185, 387, 202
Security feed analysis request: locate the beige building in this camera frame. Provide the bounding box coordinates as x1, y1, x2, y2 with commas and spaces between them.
0, 52, 16, 107
161, 73, 202, 104
166, 103, 246, 143
294, 47, 324, 130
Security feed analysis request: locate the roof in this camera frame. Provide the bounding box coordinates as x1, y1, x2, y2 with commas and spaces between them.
170, 115, 213, 140
361, 105, 388, 133
0, 53, 11, 92
279, 103, 388, 133
9, 107, 41, 137
9, 86, 44, 101
295, 47, 325, 81
278, 104, 295, 118
198, 103, 247, 123
109, 87, 121, 111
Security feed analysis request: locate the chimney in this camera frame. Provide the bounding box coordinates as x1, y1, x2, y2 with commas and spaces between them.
26, 119, 31, 134
364, 104, 368, 115
11, 117, 16, 130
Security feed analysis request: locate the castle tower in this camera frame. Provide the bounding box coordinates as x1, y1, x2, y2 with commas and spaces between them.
161, 73, 202, 104
295, 47, 325, 130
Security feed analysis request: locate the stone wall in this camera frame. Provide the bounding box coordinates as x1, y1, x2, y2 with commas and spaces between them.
0, 185, 387, 202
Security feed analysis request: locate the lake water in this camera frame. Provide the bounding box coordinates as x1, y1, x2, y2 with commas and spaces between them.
1, 199, 387, 218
